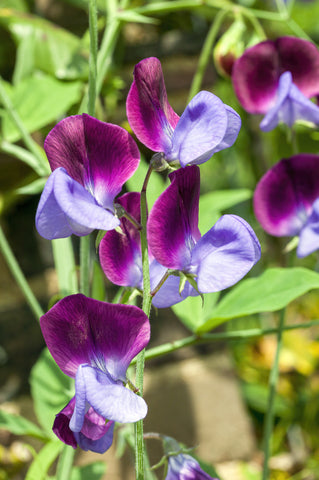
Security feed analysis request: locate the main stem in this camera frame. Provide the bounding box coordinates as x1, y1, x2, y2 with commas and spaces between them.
135, 165, 153, 480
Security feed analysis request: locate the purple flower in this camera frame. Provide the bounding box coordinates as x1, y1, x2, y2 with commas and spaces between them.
126, 57, 241, 167
232, 36, 319, 131
254, 154, 319, 257
99, 191, 166, 291
36, 114, 140, 239
166, 454, 217, 480
40, 294, 150, 453
147, 166, 261, 307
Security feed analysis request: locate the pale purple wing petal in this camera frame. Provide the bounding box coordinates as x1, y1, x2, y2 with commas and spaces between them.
148, 166, 201, 270
40, 294, 150, 379
253, 155, 319, 236
232, 40, 279, 114
126, 57, 179, 153
99, 192, 142, 287
73, 365, 147, 424
298, 199, 319, 257
209, 104, 241, 155
168, 91, 228, 167
277, 36, 319, 98
81, 115, 140, 209
191, 215, 261, 293
74, 421, 114, 454
152, 275, 198, 308
44, 115, 86, 185
36, 168, 119, 240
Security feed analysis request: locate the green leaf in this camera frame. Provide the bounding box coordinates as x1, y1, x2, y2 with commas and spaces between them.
25, 440, 63, 480
69, 462, 106, 480
2, 75, 82, 143
198, 268, 319, 333
199, 189, 252, 234
0, 9, 88, 79
52, 237, 78, 296
91, 260, 106, 301
172, 291, 220, 332
116, 10, 159, 24
0, 410, 48, 441
30, 348, 71, 437
242, 383, 291, 417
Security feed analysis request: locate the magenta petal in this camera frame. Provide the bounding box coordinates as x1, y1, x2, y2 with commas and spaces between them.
148, 166, 201, 270
192, 215, 261, 293
232, 40, 279, 114
53, 398, 77, 449
168, 91, 228, 167
74, 420, 114, 454
36, 168, 119, 240
277, 36, 319, 98
254, 154, 319, 236
126, 57, 179, 153
40, 294, 150, 379
99, 192, 142, 287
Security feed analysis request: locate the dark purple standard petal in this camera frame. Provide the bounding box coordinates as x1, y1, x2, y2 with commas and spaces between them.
254, 154, 319, 236
148, 166, 201, 270
40, 294, 150, 379
126, 57, 180, 153
35, 168, 120, 240
99, 192, 142, 287
44, 114, 140, 210
192, 215, 261, 292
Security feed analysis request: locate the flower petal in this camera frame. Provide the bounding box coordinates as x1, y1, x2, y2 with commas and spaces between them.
74, 422, 114, 454
232, 40, 279, 114
72, 365, 147, 425
40, 294, 150, 379
99, 192, 143, 287
152, 275, 198, 308
166, 453, 216, 480
297, 199, 319, 257
191, 215, 261, 293
168, 91, 230, 167
53, 398, 78, 449
126, 57, 179, 153
36, 168, 119, 240
260, 72, 319, 132
253, 154, 319, 236
148, 166, 201, 270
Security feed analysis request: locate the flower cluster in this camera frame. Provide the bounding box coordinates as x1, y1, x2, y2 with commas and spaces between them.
36, 55, 260, 470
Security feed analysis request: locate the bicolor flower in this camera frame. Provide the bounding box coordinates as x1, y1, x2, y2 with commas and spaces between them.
254, 154, 319, 257
163, 436, 218, 480
99, 191, 166, 292
40, 294, 150, 453
36, 114, 140, 239
232, 36, 319, 131
147, 166, 261, 307
126, 57, 241, 167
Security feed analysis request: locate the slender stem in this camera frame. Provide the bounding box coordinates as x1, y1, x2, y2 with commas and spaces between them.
0, 78, 49, 176
188, 9, 227, 101
262, 308, 286, 480
151, 269, 171, 297
88, 0, 98, 117
135, 165, 154, 480
56, 445, 75, 480
80, 235, 91, 296
0, 224, 44, 320
134, 319, 319, 363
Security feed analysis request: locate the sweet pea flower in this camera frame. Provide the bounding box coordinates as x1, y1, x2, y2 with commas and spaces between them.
99, 191, 166, 292
36, 114, 140, 239
40, 294, 150, 453
147, 166, 261, 307
232, 36, 319, 131
126, 57, 241, 167
254, 154, 319, 257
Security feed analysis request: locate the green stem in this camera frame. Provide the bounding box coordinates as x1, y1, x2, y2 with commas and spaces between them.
56, 445, 75, 480
262, 308, 286, 480
80, 235, 91, 296
88, 0, 98, 117
188, 9, 227, 101
0, 224, 44, 320
136, 319, 319, 363
0, 78, 49, 176
135, 165, 154, 480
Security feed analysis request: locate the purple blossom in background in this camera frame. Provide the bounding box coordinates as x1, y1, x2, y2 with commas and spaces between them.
147, 166, 261, 307
254, 154, 319, 257
36, 114, 140, 239
99, 191, 166, 291
40, 294, 150, 453
232, 36, 319, 131
126, 57, 241, 167
165, 454, 218, 480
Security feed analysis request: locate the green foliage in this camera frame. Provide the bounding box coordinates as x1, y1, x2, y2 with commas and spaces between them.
68, 462, 106, 480
0, 409, 48, 441
30, 348, 71, 438
172, 292, 219, 332
198, 268, 319, 332
26, 441, 64, 480
1, 75, 82, 143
